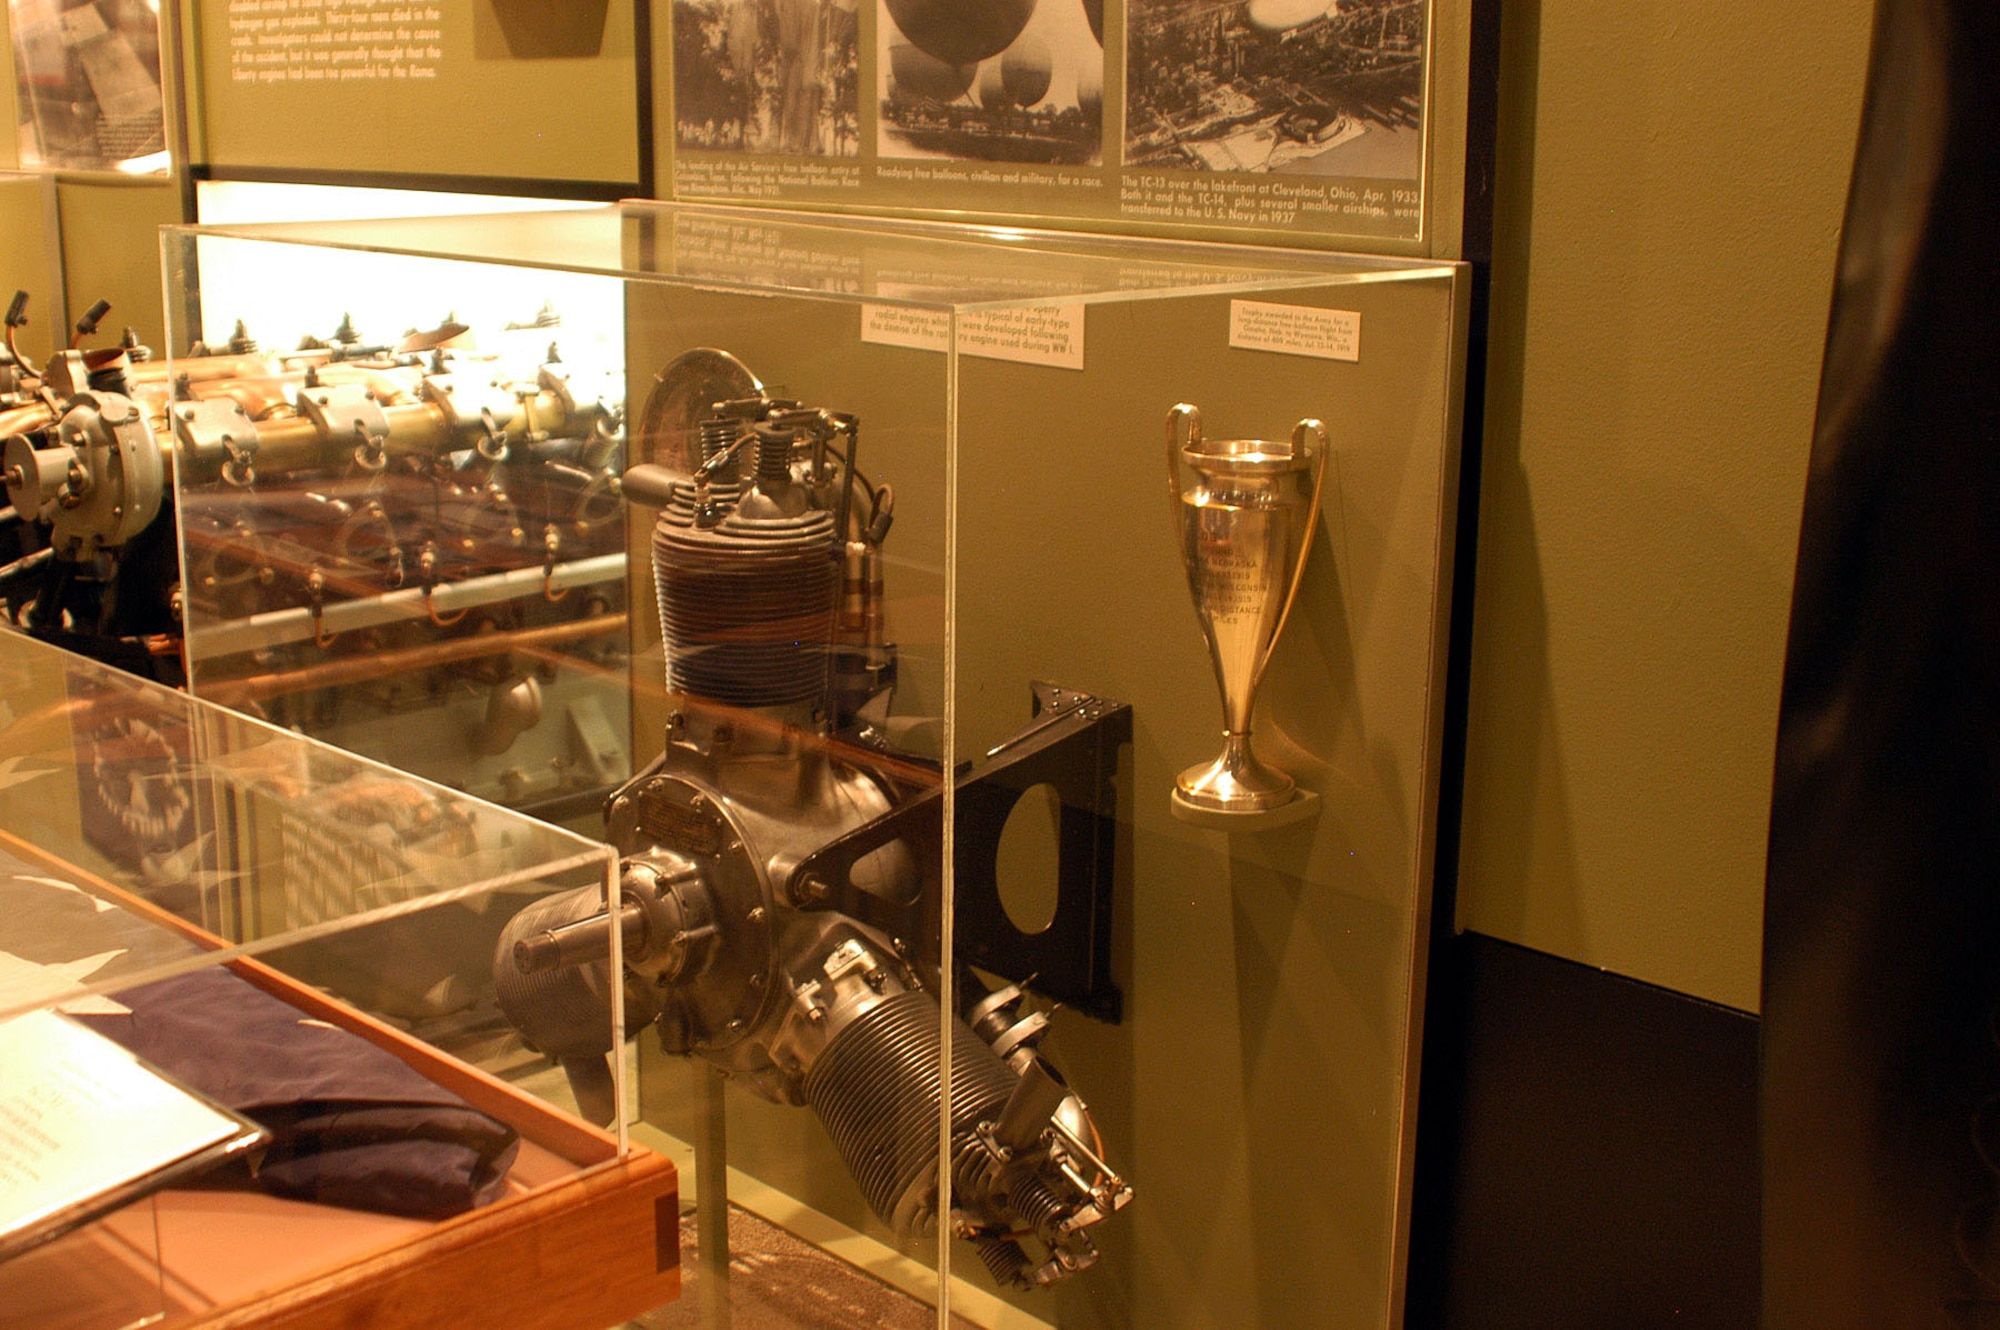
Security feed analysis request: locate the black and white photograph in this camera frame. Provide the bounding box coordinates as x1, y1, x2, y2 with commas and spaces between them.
1126, 0, 1424, 178
877, 0, 1104, 166
673, 0, 860, 156
10, 0, 167, 172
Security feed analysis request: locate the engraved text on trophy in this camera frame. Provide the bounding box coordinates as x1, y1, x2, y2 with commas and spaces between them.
1182, 493, 1300, 733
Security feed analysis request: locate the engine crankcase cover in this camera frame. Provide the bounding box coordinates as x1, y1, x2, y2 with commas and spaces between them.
46, 392, 165, 555
606, 769, 775, 1060
608, 742, 917, 1094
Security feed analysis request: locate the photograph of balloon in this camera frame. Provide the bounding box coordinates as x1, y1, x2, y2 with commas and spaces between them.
877, 0, 1104, 166
1126, 0, 1424, 177
673, 0, 861, 156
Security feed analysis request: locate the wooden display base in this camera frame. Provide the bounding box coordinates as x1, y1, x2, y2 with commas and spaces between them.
0, 830, 680, 1330
1169, 785, 1322, 831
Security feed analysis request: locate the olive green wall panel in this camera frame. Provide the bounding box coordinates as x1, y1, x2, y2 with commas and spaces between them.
0, 174, 54, 364
1454, 0, 1876, 1011
55, 177, 181, 356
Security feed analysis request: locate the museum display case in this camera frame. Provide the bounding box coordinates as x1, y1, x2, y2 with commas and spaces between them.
141, 201, 1466, 1327
0, 627, 679, 1330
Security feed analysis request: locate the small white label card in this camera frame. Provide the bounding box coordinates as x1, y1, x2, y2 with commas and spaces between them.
958, 305, 1087, 371
0, 1009, 247, 1249
860, 304, 1088, 371
1229, 300, 1361, 362
858, 304, 951, 354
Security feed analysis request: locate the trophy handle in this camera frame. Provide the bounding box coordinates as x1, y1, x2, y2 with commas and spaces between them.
1252, 417, 1329, 693
1165, 402, 1201, 509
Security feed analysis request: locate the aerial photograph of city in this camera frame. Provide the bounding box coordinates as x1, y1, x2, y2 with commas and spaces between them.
1126, 0, 1423, 178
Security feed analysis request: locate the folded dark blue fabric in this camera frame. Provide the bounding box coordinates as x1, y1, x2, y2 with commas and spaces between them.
76, 967, 518, 1219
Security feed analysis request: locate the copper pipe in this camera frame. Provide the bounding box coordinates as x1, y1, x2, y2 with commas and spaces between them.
127, 350, 294, 385
200, 611, 628, 707
0, 403, 54, 438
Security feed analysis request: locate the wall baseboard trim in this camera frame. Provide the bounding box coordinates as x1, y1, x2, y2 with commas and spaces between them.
1408, 931, 1758, 1329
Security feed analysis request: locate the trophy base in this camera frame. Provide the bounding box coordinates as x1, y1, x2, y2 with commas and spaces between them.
1171, 742, 1319, 828
1171, 784, 1320, 831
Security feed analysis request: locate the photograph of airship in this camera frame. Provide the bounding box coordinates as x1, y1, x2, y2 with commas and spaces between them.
1126, 0, 1423, 178
877, 0, 1104, 166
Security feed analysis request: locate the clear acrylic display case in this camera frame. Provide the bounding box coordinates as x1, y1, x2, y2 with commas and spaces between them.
0, 628, 678, 1330
156, 202, 1467, 1329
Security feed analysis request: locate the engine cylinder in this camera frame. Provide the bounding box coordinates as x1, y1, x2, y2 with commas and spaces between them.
803, 989, 1020, 1237
651, 486, 838, 708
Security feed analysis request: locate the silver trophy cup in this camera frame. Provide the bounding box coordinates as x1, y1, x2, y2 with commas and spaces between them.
1166, 403, 1328, 822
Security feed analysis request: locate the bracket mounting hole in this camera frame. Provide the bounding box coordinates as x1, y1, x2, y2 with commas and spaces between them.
995, 782, 1063, 936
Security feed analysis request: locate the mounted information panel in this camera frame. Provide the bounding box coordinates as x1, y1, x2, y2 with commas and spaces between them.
651, 0, 1469, 255
188, 0, 641, 188
156, 202, 1466, 1327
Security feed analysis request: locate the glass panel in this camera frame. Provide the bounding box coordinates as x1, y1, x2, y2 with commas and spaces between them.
176, 202, 1431, 294
616, 273, 958, 1322
0, 1208, 169, 1330
946, 268, 1463, 1327
0, 629, 622, 1111
164, 234, 633, 832
0, 628, 650, 1323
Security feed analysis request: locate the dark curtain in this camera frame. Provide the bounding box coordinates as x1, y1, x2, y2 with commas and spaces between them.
1764, 1, 2000, 1326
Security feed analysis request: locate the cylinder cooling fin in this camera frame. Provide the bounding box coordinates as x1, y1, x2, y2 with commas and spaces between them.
803, 989, 1019, 1236
651, 504, 839, 707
